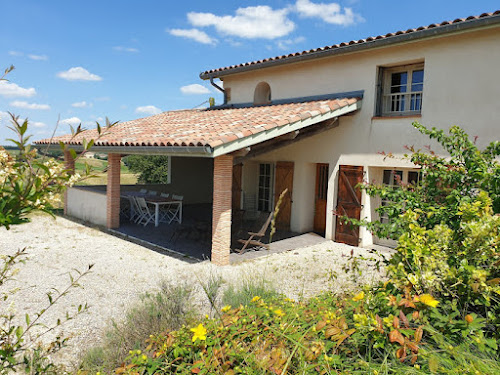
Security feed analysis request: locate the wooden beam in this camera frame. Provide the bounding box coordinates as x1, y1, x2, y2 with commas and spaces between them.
234, 117, 339, 164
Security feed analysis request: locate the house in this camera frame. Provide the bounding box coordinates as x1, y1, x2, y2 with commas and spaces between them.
35, 10, 500, 265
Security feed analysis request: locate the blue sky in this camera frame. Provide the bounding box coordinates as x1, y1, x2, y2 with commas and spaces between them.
0, 0, 498, 144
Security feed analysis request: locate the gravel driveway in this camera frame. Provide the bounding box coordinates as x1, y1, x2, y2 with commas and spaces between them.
0, 214, 388, 369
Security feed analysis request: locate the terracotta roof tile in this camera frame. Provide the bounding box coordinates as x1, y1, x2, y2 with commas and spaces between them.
35, 98, 360, 150
201, 10, 500, 78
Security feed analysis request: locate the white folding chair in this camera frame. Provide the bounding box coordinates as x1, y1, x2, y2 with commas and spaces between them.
128, 196, 141, 222
167, 195, 183, 224
159, 193, 171, 223
135, 197, 155, 226
139, 189, 148, 194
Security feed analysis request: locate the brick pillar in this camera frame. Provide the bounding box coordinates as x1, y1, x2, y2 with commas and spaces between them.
63, 150, 75, 215
106, 154, 121, 229
212, 155, 233, 266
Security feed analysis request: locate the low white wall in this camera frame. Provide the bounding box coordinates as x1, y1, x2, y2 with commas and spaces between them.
66, 187, 107, 226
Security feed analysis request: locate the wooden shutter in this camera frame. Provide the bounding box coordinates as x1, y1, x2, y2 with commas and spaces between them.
335, 165, 363, 246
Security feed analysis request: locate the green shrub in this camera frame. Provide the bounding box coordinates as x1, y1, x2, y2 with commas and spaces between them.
79, 282, 194, 373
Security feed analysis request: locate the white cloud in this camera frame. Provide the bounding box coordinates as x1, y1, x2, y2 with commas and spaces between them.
113, 46, 139, 53
276, 36, 306, 50
8, 51, 23, 56
187, 6, 295, 39
28, 54, 48, 61
57, 67, 102, 81
94, 96, 110, 102
31, 121, 46, 128
135, 105, 162, 115
9, 101, 50, 110
294, 0, 363, 26
168, 28, 217, 45
60, 117, 82, 126
0, 81, 36, 98
71, 101, 91, 108
180, 84, 211, 95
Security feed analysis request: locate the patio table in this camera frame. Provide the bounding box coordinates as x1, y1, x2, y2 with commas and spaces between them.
121, 192, 182, 227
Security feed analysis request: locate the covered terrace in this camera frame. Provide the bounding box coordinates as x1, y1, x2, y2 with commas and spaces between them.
35, 94, 361, 265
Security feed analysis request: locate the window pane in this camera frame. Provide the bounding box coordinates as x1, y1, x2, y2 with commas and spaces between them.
383, 170, 392, 185
411, 70, 424, 93
408, 171, 421, 185
391, 72, 408, 93
393, 170, 403, 185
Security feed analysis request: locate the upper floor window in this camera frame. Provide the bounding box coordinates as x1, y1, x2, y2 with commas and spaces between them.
254, 82, 271, 105
377, 63, 424, 116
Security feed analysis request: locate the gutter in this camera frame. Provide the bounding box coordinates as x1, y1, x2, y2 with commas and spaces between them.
35, 144, 214, 157
200, 14, 500, 80
210, 77, 226, 105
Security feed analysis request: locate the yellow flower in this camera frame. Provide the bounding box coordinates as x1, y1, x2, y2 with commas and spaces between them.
141, 355, 147, 361
352, 291, 365, 302
274, 309, 285, 317
190, 323, 207, 342
251, 296, 261, 302
418, 294, 439, 308
221, 305, 231, 313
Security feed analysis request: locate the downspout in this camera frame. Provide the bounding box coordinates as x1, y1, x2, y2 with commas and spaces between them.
210, 77, 226, 105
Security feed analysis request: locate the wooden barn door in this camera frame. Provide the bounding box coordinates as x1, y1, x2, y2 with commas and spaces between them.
274, 161, 294, 230
314, 163, 329, 236
232, 163, 243, 209
335, 165, 363, 246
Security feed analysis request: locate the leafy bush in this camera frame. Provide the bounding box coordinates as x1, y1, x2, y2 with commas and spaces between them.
80, 282, 195, 373
388, 192, 500, 340
356, 123, 500, 240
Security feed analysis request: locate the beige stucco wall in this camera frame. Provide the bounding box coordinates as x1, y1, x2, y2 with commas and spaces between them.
67, 187, 107, 226
228, 27, 500, 245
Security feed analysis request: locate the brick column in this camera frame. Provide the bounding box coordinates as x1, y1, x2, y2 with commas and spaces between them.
212, 155, 233, 266
63, 150, 75, 215
106, 154, 121, 229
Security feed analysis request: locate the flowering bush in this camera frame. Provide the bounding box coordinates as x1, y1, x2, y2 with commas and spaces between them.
116, 286, 498, 374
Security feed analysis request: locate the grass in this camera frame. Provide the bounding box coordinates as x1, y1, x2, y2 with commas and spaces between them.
79, 281, 195, 374
74, 158, 138, 186
222, 274, 280, 308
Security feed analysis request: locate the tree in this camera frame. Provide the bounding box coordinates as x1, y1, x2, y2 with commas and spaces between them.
124, 155, 170, 184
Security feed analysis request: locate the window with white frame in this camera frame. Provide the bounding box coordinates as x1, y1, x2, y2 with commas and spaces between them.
377, 63, 424, 116
258, 163, 273, 212
379, 169, 421, 224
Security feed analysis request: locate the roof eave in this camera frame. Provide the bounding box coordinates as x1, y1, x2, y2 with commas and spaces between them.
35, 144, 214, 157
212, 99, 362, 157
200, 14, 500, 80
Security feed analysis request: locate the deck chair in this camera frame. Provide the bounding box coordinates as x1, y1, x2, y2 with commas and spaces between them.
135, 197, 155, 226
236, 211, 273, 254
